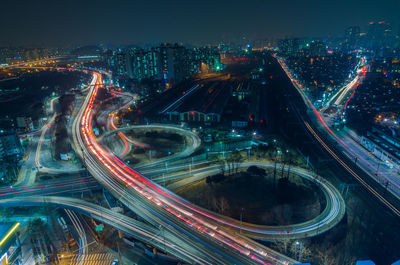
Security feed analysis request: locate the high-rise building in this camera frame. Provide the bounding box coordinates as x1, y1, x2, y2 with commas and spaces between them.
278, 38, 300, 56
129, 48, 162, 81
345, 26, 360, 51
115, 51, 130, 77
368, 21, 392, 40
102, 49, 114, 69
103, 44, 221, 87
309, 41, 327, 57
367, 21, 393, 52
192, 46, 221, 73
156, 43, 191, 84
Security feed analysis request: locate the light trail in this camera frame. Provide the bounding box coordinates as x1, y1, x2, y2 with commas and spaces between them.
304, 122, 400, 216
117, 131, 130, 157
77, 72, 291, 265
333, 65, 366, 106
341, 90, 356, 111
0, 196, 216, 265
105, 91, 150, 152
65, 209, 87, 265
276, 56, 400, 217
0, 177, 98, 197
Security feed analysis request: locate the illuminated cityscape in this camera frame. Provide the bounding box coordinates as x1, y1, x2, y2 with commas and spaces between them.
0, 1, 400, 265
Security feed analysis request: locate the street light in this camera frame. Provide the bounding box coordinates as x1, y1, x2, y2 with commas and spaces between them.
295, 241, 303, 261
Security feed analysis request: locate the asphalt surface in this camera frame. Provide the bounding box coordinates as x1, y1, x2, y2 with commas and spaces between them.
72, 71, 297, 265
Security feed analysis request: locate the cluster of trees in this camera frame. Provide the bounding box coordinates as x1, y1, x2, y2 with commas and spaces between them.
218, 151, 245, 176
206, 173, 226, 184
54, 94, 75, 159
56, 94, 75, 114
208, 149, 297, 190
253, 140, 304, 166
28, 218, 46, 236
247, 165, 266, 176
0, 163, 19, 185
272, 235, 356, 265
271, 196, 379, 264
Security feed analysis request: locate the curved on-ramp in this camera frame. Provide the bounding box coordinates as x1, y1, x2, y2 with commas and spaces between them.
100, 124, 201, 169
166, 161, 346, 240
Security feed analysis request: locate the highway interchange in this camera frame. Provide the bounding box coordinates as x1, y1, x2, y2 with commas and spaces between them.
1, 65, 349, 265
72, 71, 300, 265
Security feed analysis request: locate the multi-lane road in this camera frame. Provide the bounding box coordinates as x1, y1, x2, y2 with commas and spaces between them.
0, 176, 99, 198
161, 162, 345, 240
72, 71, 298, 265
0, 196, 219, 265
100, 124, 201, 169
2, 64, 348, 264
276, 55, 400, 218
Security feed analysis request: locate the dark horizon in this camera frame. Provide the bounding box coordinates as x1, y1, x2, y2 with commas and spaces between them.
1, 0, 399, 47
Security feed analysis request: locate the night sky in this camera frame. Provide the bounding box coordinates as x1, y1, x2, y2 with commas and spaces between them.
1, 0, 399, 46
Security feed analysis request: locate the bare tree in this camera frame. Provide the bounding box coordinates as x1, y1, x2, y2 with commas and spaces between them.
231, 151, 244, 174
272, 238, 291, 255
286, 164, 291, 180
212, 197, 230, 215
219, 197, 229, 215
281, 163, 286, 179
219, 159, 226, 176
316, 247, 336, 265
290, 242, 312, 263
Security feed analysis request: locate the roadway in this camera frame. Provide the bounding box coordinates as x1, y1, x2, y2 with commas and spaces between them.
158, 161, 345, 240
34, 111, 84, 175
65, 209, 87, 265
72, 71, 297, 265
14, 97, 59, 186
102, 91, 146, 157
335, 127, 400, 197
276, 55, 400, 217
100, 124, 201, 169
0, 159, 345, 241
0, 176, 99, 198
0, 196, 221, 265
100, 96, 344, 241
13, 69, 87, 186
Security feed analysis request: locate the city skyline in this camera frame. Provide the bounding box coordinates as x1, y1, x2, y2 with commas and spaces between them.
1, 1, 400, 264
1, 0, 399, 46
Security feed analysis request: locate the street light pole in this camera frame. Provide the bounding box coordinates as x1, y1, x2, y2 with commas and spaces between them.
296, 241, 303, 261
